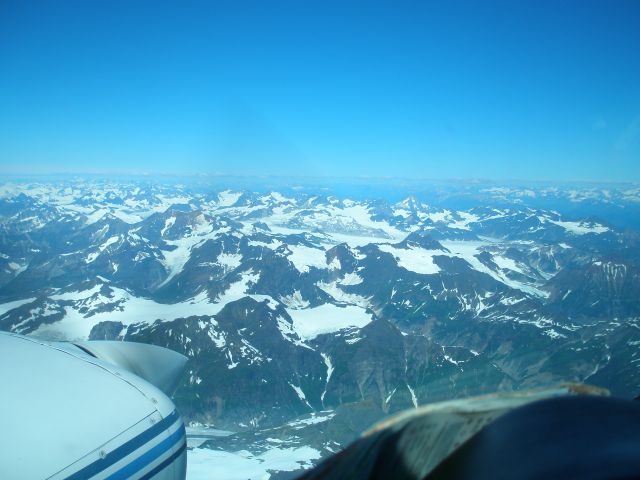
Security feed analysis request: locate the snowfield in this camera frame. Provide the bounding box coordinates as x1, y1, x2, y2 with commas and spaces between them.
287, 303, 373, 340
378, 244, 442, 275
187, 446, 321, 480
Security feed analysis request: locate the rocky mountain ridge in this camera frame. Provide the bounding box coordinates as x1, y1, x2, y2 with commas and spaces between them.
1, 179, 638, 431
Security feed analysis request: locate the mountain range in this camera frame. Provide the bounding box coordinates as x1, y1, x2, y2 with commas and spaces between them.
1, 178, 639, 475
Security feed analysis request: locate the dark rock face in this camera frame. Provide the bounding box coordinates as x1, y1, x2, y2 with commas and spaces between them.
113, 298, 326, 427
546, 261, 640, 320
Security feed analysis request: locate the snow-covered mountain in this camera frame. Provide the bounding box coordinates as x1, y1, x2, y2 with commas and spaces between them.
1, 178, 639, 474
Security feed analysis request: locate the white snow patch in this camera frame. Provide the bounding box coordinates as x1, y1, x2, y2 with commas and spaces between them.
339, 272, 363, 286
280, 291, 310, 309
158, 215, 224, 286
217, 253, 242, 271
393, 208, 411, 218
187, 446, 321, 480
424, 210, 451, 223
378, 244, 441, 275
320, 353, 334, 405
327, 257, 341, 271
217, 190, 242, 207
544, 329, 567, 339
407, 383, 418, 408
500, 296, 524, 306
317, 281, 371, 309
440, 240, 548, 298
0, 297, 36, 316
32, 289, 216, 340
85, 209, 108, 225
289, 383, 312, 408
213, 270, 261, 308
85, 235, 120, 264
111, 210, 144, 224
447, 211, 479, 230
287, 304, 373, 340
275, 315, 310, 349
492, 255, 525, 275
286, 411, 336, 428
161, 216, 176, 237
443, 354, 462, 366
543, 217, 609, 235
248, 239, 283, 250
268, 191, 291, 203
385, 387, 398, 404
50, 285, 103, 301
287, 245, 327, 273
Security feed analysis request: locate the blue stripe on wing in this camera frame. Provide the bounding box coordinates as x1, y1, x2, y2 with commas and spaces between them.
106, 423, 185, 480
138, 441, 186, 480
63, 410, 181, 480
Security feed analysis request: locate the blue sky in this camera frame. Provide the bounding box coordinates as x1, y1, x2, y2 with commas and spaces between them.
0, 0, 639, 181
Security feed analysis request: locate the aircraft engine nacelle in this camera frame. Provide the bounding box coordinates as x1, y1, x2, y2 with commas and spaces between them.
0, 332, 188, 480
